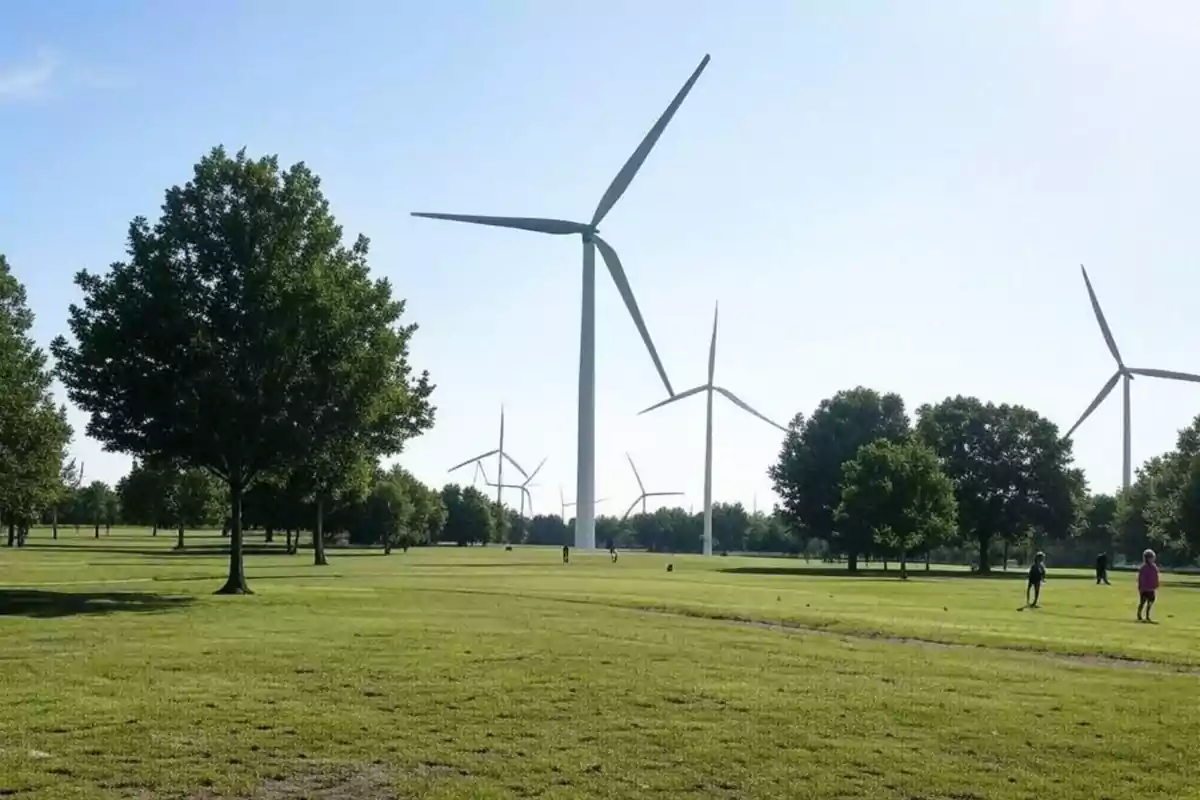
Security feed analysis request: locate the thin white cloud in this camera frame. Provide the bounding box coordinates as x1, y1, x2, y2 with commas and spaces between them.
0, 49, 60, 102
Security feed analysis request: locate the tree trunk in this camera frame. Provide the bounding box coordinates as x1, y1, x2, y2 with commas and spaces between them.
176, 525, 184, 550
52, 506, 58, 540
152, 523, 158, 537
105, 523, 111, 535
883, 559, 888, 571
314, 497, 328, 566
6, 516, 14, 547
285, 528, 293, 554
900, 549, 908, 579
977, 532, 992, 573
265, 526, 274, 544
215, 481, 251, 595
1003, 540, 1009, 571
94, 522, 100, 539
18, 523, 29, 547
925, 551, 930, 572
847, 552, 858, 573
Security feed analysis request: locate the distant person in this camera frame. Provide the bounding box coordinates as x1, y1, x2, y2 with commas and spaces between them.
1095, 552, 1110, 585
1026, 551, 1046, 608
562, 544, 569, 564
609, 544, 618, 563
1137, 549, 1160, 623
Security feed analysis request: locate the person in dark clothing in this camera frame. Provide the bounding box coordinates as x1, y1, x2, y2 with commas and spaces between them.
1026, 551, 1046, 607
1096, 552, 1111, 585
562, 544, 569, 564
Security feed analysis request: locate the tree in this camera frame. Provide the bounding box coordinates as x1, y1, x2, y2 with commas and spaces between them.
0, 255, 73, 546
1120, 416, 1200, 562
175, 467, 225, 546
769, 387, 910, 569
711, 502, 750, 553
52, 147, 434, 593
49, 458, 83, 540
77, 481, 117, 539
117, 460, 174, 534
835, 439, 958, 577
440, 485, 494, 546
526, 514, 570, 546
916, 396, 1080, 572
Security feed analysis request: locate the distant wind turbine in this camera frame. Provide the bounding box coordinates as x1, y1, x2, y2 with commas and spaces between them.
640, 303, 787, 556
413, 55, 713, 551
1066, 265, 1200, 490
488, 457, 547, 518
447, 406, 528, 509
560, 486, 610, 519
622, 453, 684, 519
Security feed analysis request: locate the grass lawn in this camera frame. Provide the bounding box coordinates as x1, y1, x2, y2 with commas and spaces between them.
2, 528, 1198, 799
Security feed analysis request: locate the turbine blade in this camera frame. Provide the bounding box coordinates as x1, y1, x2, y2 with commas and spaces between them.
708, 302, 718, 385
593, 235, 674, 396
623, 497, 642, 520
645, 491, 685, 497
626, 452, 646, 493
713, 387, 788, 432
1065, 371, 1121, 439
1080, 265, 1124, 367
639, 385, 708, 415
448, 449, 499, 472
1127, 367, 1200, 384
501, 451, 530, 479
411, 212, 588, 236
525, 457, 548, 486
590, 55, 712, 226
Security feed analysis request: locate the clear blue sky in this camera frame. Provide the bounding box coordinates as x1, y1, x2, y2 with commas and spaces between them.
3, 1, 1200, 517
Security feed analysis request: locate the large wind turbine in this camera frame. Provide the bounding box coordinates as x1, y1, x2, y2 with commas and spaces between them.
447, 406, 528, 509
488, 457, 547, 518
622, 453, 684, 519
641, 303, 787, 556
413, 55, 712, 550
1066, 265, 1200, 490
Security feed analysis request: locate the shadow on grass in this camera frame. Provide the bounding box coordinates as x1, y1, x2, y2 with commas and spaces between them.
0, 589, 194, 619
21, 544, 285, 557
720, 566, 1104, 581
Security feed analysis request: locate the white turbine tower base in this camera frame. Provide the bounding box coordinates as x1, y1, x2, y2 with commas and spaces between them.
640, 303, 788, 556
414, 55, 712, 550
447, 406, 529, 507
1066, 265, 1200, 490
622, 452, 684, 519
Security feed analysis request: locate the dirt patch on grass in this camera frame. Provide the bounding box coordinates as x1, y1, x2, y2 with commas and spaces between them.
182, 764, 393, 799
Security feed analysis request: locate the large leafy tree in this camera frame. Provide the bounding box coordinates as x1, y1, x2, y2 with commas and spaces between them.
440, 484, 495, 546
835, 439, 958, 576
52, 147, 434, 593
77, 481, 117, 539
769, 387, 910, 567
0, 255, 73, 546
916, 396, 1079, 572
117, 460, 175, 534
1127, 415, 1200, 561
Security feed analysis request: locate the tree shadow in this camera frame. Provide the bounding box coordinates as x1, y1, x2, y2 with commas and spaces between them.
22, 544, 284, 557
0, 590, 194, 619
719, 566, 1101, 581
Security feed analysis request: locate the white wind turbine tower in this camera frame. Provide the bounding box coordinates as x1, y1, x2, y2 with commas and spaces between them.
413, 55, 712, 550
641, 303, 788, 556
488, 457, 547, 518
1066, 265, 1200, 490
447, 406, 528, 509
622, 453, 684, 519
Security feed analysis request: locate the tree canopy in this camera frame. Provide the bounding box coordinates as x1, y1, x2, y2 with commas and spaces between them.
52, 147, 434, 593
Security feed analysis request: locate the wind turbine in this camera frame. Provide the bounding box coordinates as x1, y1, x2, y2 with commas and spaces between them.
640, 303, 787, 556
622, 453, 684, 519
413, 55, 712, 550
1066, 265, 1200, 490
471, 461, 491, 489
560, 487, 610, 519
447, 406, 528, 509
488, 457, 548, 518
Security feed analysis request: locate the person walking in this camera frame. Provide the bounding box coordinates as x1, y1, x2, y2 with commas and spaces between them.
1095, 552, 1111, 585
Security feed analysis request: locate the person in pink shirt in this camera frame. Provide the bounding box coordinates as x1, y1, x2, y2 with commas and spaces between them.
1137, 548, 1160, 623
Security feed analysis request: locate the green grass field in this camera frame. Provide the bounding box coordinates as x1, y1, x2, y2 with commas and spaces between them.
3, 528, 1199, 799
